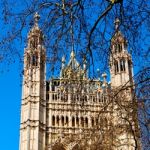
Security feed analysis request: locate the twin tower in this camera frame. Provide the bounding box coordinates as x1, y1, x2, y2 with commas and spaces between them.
19, 13, 140, 150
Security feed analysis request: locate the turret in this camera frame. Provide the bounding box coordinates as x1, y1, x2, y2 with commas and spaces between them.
20, 13, 46, 150
110, 18, 133, 88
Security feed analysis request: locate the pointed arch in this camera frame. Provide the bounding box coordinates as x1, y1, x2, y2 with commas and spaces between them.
81, 117, 84, 127
52, 115, 55, 126
85, 117, 88, 127
120, 59, 126, 71
56, 116, 59, 126
61, 116, 64, 126
91, 117, 94, 127
114, 60, 119, 74
76, 117, 79, 127
72, 116, 75, 127
66, 116, 69, 126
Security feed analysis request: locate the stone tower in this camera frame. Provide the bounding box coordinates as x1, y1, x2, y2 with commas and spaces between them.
109, 18, 141, 150
110, 18, 133, 88
20, 13, 46, 150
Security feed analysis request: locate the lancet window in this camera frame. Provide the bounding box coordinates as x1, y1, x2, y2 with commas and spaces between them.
52, 116, 55, 126
115, 43, 122, 53
61, 116, 64, 126
114, 61, 119, 74
76, 117, 79, 127
72, 117, 75, 127
120, 59, 126, 71
81, 117, 84, 127
32, 54, 38, 66
56, 116, 59, 126
85, 117, 88, 127
66, 116, 69, 126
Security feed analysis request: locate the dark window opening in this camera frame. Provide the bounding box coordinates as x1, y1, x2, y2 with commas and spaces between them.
93, 97, 95, 102
72, 117, 75, 127
96, 118, 99, 126
114, 61, 119, 74
27, 55, 30, 68
32, 55, 38, 66
46, 94, 49, 100
52, 116, 55, 126
85, 118, 88, 127
76, 117, 79, 127
85, 96, 87, 101
46, 82, 49, 91
56, 116, 59, 126
52, 94, 55, 100
66, 116, 69, 126
120, 59, 126, 71
61, 116, 64, 126
91, 118, 94, 127
81, 117, 84, 127
115, 44, 122, 53
118, 44, 122, 52
55, 94, 57, 100
52, 86, 55, 91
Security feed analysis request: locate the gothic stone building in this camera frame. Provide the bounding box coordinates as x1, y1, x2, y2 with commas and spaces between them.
19, 13, 141, 150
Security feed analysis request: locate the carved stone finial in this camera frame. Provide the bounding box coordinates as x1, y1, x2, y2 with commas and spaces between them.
102, 72, 107, 88
102, 72, 107, 79
34, 12, 40, 26
62, 55, 65, 63
114, 18, 120, 30
70, 50, 75, 58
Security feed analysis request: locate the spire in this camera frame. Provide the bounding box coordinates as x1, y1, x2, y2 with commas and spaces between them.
27, 13, 44, 48
61, 55, 66, 69
102, 72, 107, 88
60, 55, 66, 77
114, 18, 120, 30
70, 50, 75, 59
34, 12, 40, 27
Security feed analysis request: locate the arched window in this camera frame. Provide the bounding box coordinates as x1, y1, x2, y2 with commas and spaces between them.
56, 116, 59, 126
115, 44, 122, 53
52, 94, 55, 100
85, 95, 87, 101
26, 54, 30, 68
85, 117, 88, 127
91, 117, 94, 127
98, 92, 101, 102
76, 117, 79, 127
81, 117, 84, 127
64, 94, 68, 102
115, 44, 117, 53
93, 96, 95, 102
114, 61, 119, 74
61, 116, 64, 126
72, 117, 75, 127
32, 37, 38, 48
55, 94, 57, 100
120, 59, 126, 71
118, 44, 122, 52
66, 116, 69, 126
52, 116, 55, 126
96, 118, 99, 126
32, 54, 38, 66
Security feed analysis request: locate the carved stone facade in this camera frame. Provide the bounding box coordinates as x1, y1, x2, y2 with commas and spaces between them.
19, 14, 141, 150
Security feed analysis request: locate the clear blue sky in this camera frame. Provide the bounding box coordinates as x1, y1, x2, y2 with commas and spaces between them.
0, 62, 21, 150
